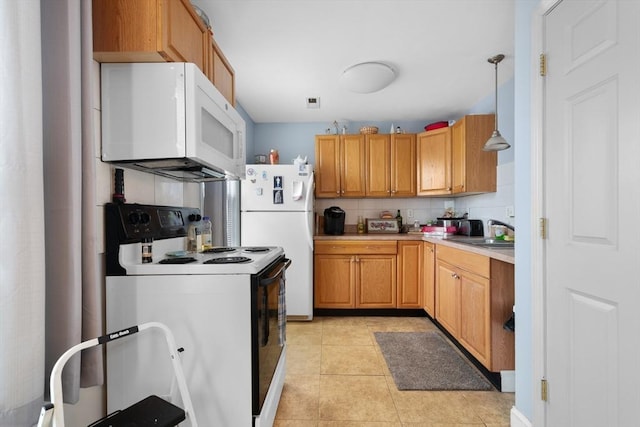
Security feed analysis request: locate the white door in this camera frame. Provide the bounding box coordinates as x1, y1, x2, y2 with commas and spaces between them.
544, 1, 640, 426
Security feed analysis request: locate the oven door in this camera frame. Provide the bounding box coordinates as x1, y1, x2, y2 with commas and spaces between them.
253, 256, 290, 416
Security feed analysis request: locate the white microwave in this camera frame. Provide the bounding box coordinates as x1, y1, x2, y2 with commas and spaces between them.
101, 63, 246, 181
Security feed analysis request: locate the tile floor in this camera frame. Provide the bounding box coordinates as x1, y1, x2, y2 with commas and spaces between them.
275, 316, 514, 427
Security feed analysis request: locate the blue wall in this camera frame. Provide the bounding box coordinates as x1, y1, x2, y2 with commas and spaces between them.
247, 120, 438, 166
242, 79, 514, 169
514, 0, 539, 422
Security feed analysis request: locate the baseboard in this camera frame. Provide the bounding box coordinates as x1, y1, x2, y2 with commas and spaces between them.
314, 308, 427, 317
510, 406, 533, 427
500, 370, 515, 392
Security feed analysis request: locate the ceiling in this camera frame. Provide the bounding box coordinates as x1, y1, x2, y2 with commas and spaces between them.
192, 0, 515, 125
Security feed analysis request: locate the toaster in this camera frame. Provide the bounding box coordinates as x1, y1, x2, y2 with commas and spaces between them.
457, 219, 484, 237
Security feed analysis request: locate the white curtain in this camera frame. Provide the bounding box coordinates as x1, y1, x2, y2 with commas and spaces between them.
0, 0, 46, 425
0, 0, 103, 424
41, 0, 103, 404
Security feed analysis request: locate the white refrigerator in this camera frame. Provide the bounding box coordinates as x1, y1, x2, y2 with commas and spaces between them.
241, 164, 315, 320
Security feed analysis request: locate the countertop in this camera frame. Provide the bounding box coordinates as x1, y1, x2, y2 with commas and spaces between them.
314, 232, 515, 264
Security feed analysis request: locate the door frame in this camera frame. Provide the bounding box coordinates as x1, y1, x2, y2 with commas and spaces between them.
530, 1, 562, 427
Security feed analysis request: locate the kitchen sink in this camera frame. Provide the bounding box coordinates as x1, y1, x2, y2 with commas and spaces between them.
466, 238, 515, 248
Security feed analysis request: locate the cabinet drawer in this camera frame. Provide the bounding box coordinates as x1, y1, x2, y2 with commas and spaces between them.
436, 245, 490, 278
315, 240, 397, 255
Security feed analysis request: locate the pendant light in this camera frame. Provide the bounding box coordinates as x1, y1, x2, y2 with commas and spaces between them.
483, 54, 511, 151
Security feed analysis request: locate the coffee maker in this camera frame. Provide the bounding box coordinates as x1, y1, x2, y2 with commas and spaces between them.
323, 206, 345, 235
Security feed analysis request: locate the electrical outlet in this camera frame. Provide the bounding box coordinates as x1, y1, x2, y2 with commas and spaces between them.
506, 206, 515, 218
407, 209, 414, 218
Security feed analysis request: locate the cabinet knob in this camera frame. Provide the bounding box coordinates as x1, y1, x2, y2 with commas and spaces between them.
451, 273, 460, 279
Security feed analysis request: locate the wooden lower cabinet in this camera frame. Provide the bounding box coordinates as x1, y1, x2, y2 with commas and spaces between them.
314, 240, 397, 308
397, 241, 423, 308
422, 241, 435, 316
435, 245, 514, 372
314, 254, 356, 308
356, 255, 397, 308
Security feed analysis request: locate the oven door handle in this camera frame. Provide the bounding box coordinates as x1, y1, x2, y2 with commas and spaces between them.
259, 258, 291, 287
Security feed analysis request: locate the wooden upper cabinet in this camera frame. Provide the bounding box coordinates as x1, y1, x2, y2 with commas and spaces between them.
207, 37, 236, 106
93, 0, 235, 104
451, 115, 496, 194
416, 127, 452, 195
365, 133, 416, 197
315, 135, 366, 198
93, 0, 208, 71
341, 135, 367, 197
365, 134, 391, 197
391, 134, 417, 197
417, 115, 497, 197
315, 135, 342, 198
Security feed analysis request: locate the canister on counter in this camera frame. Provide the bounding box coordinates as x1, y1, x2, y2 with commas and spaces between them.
141, 237, 153, 263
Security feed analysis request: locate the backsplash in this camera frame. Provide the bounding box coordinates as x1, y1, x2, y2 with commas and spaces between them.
315, 162, 515, 236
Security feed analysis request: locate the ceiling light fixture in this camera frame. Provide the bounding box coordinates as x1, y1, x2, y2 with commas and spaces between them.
339, 62, 396, 94
483, 54, 511, 152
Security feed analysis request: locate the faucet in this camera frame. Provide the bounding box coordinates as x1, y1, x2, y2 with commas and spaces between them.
487, 219, 515, 232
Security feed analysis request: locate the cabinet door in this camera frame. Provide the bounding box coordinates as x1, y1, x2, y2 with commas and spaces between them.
93, 0, 159, 61
459, 270, 491, 368
365, 134, 391, 197
314, 135, 341, 198
314, 254, 355, 308
451, 115, 496, 194
435, 260, 459, 336
93, 0, 208, 71
422, 242, 435, 316
163, 0, 207, 70
416, 128, 452, 195
211, 37, 235, 105
451, 119, 466, 194
341, 134, 366, 197
391, 134, 417, 197
356, 255, 396, 308
397, 241, 423, 308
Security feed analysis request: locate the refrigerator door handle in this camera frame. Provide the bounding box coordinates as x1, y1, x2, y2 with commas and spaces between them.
304, 171, 315, 213
305, 210, 314, 250
305, 171, 315, 251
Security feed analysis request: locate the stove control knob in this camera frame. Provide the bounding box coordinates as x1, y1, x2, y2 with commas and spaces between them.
188, 213, 202, 222
128, 212, 140, 225
140, 212, 151, 224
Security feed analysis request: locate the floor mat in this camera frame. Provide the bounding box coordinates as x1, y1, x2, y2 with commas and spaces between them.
374, 331, 493, 391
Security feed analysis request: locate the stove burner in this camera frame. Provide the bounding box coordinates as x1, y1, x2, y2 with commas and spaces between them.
158, 257, 198, 264
204, 256, 253, 264
243, 247, 271, 253
202, 247, 236, 254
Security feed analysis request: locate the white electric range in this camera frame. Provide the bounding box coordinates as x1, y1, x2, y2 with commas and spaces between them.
105, 203, 289, 427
